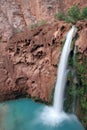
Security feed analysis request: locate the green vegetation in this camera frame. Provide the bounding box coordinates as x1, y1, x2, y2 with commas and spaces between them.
65, 48, 87, 127
55, 11, 65, 21
81, 7, 87, 19
30, 20, 47, 29
49, 85, 55, 105
30, 23, 38, 29
55, 5, 87, 24
66, 5, 81, 23
75, 54, 87, 126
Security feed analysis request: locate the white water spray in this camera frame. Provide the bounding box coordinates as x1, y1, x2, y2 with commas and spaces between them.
40, 26, 77, 126
72, 46, 77, 113
53, 26, 77, 112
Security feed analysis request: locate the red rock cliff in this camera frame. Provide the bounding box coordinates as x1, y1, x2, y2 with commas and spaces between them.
0, 22, 71, 101
0, 0, 87, 40
0, 0, 87, 102
0, 21, 87, 102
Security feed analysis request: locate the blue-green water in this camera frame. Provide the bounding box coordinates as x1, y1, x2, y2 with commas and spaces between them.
0, 99, 84, 130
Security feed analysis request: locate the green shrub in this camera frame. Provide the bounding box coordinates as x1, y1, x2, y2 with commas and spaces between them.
81, 7, 87, 19
55, 11, 65, 20
64, 16, 75, 23
55, 5, 87, 24
30, 20, 47, 29
67, 5, 81, 23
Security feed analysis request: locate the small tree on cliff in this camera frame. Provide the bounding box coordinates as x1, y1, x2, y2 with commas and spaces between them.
55, 5, 87, 24
67, 5, 81, 24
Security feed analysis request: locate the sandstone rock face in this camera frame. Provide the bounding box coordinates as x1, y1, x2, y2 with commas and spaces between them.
16, 0, 60, 25
76, 21, 87, 56
0, 22, 71, 102
62, 0, 87, 11
0, 0, 87, 40
0, 0, 26, 40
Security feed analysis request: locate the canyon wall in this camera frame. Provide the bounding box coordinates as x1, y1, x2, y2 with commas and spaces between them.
0, 0, 87, 40
0, 0, 87, 104
0, 21, 87, 102
0, 22, 71, 101
0, 0, 87, 127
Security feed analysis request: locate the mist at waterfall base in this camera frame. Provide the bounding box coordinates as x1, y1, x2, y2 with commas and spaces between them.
0, 26, 84, 130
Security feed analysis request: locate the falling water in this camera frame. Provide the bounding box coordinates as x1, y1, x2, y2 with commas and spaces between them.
40, 26, 78, 126
53, 26, 77, 113
72, 46, 77, 113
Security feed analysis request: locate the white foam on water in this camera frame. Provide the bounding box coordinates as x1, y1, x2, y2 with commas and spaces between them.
39, 106, 69, 127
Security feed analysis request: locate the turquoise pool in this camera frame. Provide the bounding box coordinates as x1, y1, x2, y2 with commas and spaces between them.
0, 99, 84, 130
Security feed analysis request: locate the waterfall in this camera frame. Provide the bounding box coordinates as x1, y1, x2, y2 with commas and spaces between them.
72, 46, 77, 113
40, 26, 77, 126
53, 26, 77, 113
